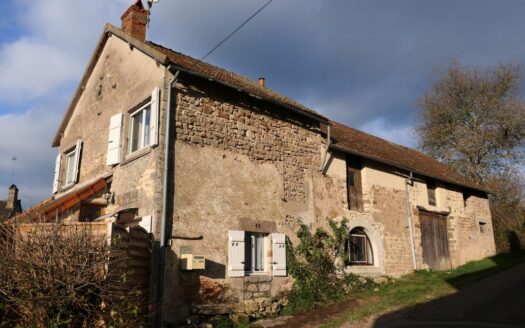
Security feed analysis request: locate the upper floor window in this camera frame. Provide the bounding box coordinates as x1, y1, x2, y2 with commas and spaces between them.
346, 155, 363, 212
463, 191, 471, 208
106, 87, 160, 166
129, 104, 151, 154
64, 148, 77, 186
427, 179, 437, 206
53, 139, 83, 193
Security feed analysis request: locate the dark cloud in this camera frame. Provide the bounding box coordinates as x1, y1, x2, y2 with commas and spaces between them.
2, 0, 525, 202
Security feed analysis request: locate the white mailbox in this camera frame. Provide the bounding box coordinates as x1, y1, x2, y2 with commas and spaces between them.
180, 254, 205, 270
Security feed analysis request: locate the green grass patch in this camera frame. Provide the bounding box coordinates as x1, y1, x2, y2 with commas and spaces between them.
322, 251, 525, 328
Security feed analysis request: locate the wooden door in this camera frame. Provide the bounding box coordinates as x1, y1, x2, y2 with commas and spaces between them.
420, 211, 451, 270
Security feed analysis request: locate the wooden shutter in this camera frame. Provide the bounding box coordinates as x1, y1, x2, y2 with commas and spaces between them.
106, 113, 123, 165
150, 87, 160, 146
228, 230, 245, 277
346, 156, 363, 212
52, 153, 61, 194
72, 139, 83, 183
272, 233, 287, 276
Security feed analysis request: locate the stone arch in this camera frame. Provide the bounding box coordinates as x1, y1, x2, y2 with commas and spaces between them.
345, 216, 385, 274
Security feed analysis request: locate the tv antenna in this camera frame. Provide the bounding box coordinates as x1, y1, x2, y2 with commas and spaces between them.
10, 156, 16, 185
146, 0, 160, 29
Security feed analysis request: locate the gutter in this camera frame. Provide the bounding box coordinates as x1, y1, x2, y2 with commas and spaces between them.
329, 143, 489, 194
405, 172, 418, 271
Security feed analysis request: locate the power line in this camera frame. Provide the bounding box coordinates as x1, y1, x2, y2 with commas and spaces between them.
201, 0, 273, 60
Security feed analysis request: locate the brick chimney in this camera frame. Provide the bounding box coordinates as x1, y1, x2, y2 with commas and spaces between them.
121, 0, 149, 41
6, 185, 18, 209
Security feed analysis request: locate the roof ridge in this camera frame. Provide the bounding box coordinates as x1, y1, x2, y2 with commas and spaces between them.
146, 41, 326, 121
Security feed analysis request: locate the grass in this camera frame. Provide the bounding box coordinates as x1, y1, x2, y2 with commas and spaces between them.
321, 251, 525, 328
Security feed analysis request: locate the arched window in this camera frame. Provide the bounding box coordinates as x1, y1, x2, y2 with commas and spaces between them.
346, 227, 374, 265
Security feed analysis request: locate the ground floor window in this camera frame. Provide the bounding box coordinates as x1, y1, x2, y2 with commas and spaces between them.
347, 227, 374, 265
245, 232, 266, 272
228, 230, 286, 277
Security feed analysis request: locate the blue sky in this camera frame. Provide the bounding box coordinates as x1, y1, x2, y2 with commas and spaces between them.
0, 0, 524, 206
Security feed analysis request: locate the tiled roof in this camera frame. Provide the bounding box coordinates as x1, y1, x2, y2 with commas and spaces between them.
146, 39, 484, 192
14, 177, 108, 222
147, 42, 327, 122
330, 121, 486, 192
52, 24, 485, 193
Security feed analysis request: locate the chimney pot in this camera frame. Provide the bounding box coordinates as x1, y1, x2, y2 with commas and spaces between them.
121, 0, 149, 41
259, 77, 265, 87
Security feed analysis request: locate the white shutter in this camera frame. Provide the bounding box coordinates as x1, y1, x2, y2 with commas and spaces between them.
139, 215, 152, 233
106, 113, 123, 165
150, 87, 160, 146
52, 153, 61, 194
272, 233, 287, 276
228, 230, 245, 277
73, 139, 83, 183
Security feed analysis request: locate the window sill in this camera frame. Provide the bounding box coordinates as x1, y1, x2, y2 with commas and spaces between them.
121, 147, 152, 166
59, 182, 76, 193
245, 271, 268, 276
344, 265, 384, 276
416, 205, 450, 216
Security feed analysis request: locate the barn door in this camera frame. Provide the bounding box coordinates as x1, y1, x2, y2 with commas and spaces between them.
420, 211, 451, 270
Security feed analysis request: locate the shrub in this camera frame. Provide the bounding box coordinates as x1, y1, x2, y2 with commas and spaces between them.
284, 219, 383, 314
0, 222, 144, 327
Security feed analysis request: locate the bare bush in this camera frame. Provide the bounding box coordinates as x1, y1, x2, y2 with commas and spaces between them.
0, 222, 144, 327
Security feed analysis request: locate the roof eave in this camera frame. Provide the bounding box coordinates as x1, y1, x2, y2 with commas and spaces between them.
166, 65, 329, 124
329, 143, 489, 194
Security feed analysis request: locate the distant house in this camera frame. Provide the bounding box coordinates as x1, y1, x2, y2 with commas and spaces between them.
21, 1, 496, 325
0, 185, 22, 222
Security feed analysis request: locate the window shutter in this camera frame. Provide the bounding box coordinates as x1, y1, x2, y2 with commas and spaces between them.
139, 215, 152, 233
272, 233, 287, 276
73, 139, 83, 183
52, 153, 61, 194
150, 87, 160, 146
228, 230, 245, 277
106, 113, 123, 165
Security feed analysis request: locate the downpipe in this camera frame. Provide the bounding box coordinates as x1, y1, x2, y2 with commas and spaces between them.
320, 124, 331, 172
405, 172, 418, 271
157, 67, 180, 328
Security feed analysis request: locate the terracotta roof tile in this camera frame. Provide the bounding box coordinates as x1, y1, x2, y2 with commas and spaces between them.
147, 42, 327, 121
330, 121, 486, 192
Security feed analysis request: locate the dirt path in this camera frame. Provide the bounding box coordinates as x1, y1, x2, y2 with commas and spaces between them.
254, 298, 366, 328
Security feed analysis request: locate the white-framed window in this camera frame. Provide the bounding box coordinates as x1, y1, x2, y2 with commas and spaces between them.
347, 227, 374, 265
128, 103, 151, 154
58, 139, 82, 190
245, 232, 266, 273
64, 148, 77, 186
228, 230, 287, 277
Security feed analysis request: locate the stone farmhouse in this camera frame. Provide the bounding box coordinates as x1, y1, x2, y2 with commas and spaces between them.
21, 1, 495, 324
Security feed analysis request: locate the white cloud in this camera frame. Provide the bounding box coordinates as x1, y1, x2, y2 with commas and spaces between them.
0, 106, 61, 206
360, 118, 417, 149
0, 38, 81, 101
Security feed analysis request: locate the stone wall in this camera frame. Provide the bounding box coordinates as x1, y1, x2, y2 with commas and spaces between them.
164, 77, 325, 324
